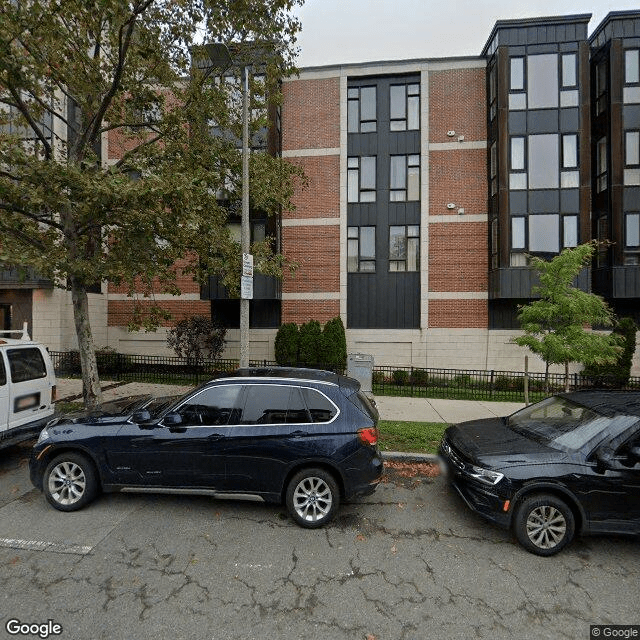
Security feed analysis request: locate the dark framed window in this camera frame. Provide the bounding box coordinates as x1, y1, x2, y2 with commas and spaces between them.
489, 64, 497, 121
512, 217, 526, 250
596, 137, 608, 193
301, 388, 338, 423
527, 54, 558, 110
347, 226, 376, 272
347, 86, 377, 133
389, 225, 419, 272
529, 215, 559, 254
626, 213, 640, 249
491, 217, 499, 269
595, 61, 608, 115
625, 50, 640, 85
563, 215, 578, 248
626, 131, 640, 167
239, 385, 308, 425
561, 54, 577, 88
489, 141, 497, 196
7, 348, 47, 383
175, 384, 242, 426
347, 156, 376, 203
390, 154, 420, 201
389, 83, 420, 131
509, 57, 526, 111
561, 134, 579, 188
509, 137, 527, 190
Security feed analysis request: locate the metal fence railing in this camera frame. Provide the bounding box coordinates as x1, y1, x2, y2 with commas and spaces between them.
50, 351, 640, 402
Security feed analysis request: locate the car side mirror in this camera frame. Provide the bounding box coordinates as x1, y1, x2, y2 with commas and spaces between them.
162, 412, 183, 427
131, 409, 152, 423
630, 446, 640, 461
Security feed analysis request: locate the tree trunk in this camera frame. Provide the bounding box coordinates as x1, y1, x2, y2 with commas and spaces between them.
70, 277, 103, 408
564, 361, 570, 393
544, 360, 550, 394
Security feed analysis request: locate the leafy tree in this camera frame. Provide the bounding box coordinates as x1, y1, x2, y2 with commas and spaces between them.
298, 320, 322, 367
0, 0, 303, 406
513, 242, 622, 391
167, 316, 226, 366
274, 322, 299, 365
582, 317, 637, 387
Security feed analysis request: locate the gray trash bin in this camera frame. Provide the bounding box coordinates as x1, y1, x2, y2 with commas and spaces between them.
347, 353, 374, 393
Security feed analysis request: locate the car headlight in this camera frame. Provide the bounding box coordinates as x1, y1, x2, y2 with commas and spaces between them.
36, 428, 50, 445
467, 465, 504, 485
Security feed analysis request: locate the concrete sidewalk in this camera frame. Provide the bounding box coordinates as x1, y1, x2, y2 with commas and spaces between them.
56, 378, 525, 424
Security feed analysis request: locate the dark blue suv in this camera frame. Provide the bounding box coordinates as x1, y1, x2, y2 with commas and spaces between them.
30, 368, 383, 527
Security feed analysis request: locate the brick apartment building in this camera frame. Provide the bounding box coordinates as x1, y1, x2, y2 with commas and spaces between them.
2, 11, 640, 373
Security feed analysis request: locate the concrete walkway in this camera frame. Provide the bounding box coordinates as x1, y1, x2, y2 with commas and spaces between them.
56, 378, 525, 424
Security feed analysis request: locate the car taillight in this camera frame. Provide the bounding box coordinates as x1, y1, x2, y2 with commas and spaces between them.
358, 427, 378, 445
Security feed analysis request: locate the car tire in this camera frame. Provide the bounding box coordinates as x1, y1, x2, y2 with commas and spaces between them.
514, 494, 575, 556
286, 468, 339, 528
43, 452, 99, 512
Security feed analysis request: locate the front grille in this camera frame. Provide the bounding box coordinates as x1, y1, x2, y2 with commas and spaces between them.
441, 438, 465, 472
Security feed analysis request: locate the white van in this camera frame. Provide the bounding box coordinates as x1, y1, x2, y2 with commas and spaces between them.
0, 324, 56, 449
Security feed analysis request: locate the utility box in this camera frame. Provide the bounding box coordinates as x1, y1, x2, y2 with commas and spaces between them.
347, 353, 374, 393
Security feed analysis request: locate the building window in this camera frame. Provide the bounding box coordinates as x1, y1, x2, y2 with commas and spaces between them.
528, 54, 558, 110
491, 217, 498, 269
563, 216, 578, 248
509, 57, 526, 110
390, 154, 420, 201
625, 50, 640, 85
597, 216, 609, 267
490, 141, 497, 196
512, 217, 526, 250
626, 213, 640, 249
529, 134, 559, 190
347, 226, 376, 272
561, 134, 579, 188
389, 225, 419, 272
510, 137, 526, 190
529, 215, 559, 253
347, 86, 376, 133
625, 131, 640, 186
390, 83, 420, 131
596, 137, 607, 193
595, 61, 608, 115
347, 156, 376, 202
561, 54, 577, 88
489, 64, 497, 121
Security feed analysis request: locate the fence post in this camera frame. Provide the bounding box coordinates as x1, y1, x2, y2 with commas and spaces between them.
574, 372, 578, 390
116, 352, 123, 382
489, 370, 495, 399
410, 366, 414, 398
524, 356, 529, 406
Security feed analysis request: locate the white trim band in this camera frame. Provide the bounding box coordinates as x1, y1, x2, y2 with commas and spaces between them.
282, 148, 340, 158
428, 292, 489, 300
282, 292, 340, 300
282, 217, 340, 227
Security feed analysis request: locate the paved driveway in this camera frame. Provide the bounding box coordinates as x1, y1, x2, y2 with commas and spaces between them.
0, 443, 637, 640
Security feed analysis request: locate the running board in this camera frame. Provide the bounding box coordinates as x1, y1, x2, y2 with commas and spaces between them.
119, 487, 265, 502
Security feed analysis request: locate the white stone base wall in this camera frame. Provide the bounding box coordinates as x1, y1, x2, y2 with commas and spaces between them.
32, 288, 107, 351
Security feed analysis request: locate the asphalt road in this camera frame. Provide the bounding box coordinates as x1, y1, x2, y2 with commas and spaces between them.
0, 442, 638, 640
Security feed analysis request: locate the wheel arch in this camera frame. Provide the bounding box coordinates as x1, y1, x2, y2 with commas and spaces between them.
38, 446, 103, 490
280, 461, 345, 504
511, 482, 586, 534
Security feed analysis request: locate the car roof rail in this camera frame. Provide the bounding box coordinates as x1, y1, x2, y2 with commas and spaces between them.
0, 321, 31, 341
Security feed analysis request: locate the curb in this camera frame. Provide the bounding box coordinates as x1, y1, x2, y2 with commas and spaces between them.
382, 451, 439, 463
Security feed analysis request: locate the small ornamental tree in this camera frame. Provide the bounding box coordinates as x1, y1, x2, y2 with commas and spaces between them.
513, 242, 622, 392
582, 317, 637, 387
320, 317, 347, 370
298, 320, 322, 367
274, 322, 299, 366
167, 316, 226, 367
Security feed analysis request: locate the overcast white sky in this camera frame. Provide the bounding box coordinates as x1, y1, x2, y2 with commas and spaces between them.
294, 0, 639, 67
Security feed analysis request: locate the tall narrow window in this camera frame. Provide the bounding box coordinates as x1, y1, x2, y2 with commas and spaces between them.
347, 226, 376, 272
347, 156, 376, 203
626, 213, 640, 248
561, 134, 579, 188
512, 217, 526, 249
529, 134, 559, 190
510, 137, 526, 190
347, 86, 377, 133
560, 53, 579, 107
625, 50, 640, 85
490, 142, 497, 196
595, 61, 608, 115
528, 54, 558, 110
625, 131, 640, 186
390, 155, 420, 201
489, 64, 497, 120
389, 225, 419, 272
390, 83, 420, 131
596, 138, 608, 193
509, 57, 526, 110
563, 216, 578, 248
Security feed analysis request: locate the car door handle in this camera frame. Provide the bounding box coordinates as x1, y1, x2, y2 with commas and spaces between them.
290, 430, 308, 438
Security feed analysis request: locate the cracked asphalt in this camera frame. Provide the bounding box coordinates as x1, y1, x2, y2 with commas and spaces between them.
0, 443, 638, 640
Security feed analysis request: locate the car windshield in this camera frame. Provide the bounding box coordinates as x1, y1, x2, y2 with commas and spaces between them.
506, 396, 637, 451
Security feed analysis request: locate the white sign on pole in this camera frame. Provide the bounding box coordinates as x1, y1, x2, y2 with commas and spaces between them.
241, 275, 253, 300
242, 253, 254, 277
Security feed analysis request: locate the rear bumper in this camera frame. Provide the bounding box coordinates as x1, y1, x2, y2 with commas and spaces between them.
343, 449, 384, 500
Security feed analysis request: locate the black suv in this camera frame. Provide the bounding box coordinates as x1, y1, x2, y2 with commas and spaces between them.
30, 368, 383, 527
439, 392, 640, 555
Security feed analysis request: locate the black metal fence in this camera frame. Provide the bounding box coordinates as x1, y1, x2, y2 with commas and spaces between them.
50, 351, 640, 402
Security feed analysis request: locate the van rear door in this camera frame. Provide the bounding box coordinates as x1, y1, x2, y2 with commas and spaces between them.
6, 346, 54, 430
0, 353, 8, 433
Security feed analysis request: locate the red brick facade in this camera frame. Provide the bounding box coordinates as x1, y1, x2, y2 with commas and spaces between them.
282, 300, 340, 325
285, 156, 340, 220
107, 299, 210, 327
428, 299, 488, 328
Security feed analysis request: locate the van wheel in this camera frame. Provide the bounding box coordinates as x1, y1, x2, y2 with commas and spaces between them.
286, 468, 339, 528
514, 494, 575, 556
43, 453, 98, 511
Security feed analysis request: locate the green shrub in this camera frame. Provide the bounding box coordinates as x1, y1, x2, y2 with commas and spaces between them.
274, 323, 300, 365
392, 369, 409, 386
298, 320, 323, 367
372, 370, 386, 385
409, 369, 429, 386
167, 316, 226, 366
320, 317, 347, 369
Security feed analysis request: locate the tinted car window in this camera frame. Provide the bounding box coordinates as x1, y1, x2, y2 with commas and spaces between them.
240, 385, 292, 424
176, 385, 242, 426
0, 356, 6, 386
7, 348, 47, 383
287, 387, 311, 423
302, 388, 337, 423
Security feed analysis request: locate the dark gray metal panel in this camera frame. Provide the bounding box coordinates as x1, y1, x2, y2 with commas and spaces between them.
613, 266, 640, 297
490, 266, 589, 298
623, 104, 640, 130
559, 108, 579, 131
508, 111, 527, 133
0, 269, 53, 290
560, 189, 580, 213
527, 43, 558, 54
528, 110, 559, 133
624, 187, 640, 211
347, 272, 419, 329
509, 191, 528, 214
529, 190, 560, 213
201, 274, 281, 300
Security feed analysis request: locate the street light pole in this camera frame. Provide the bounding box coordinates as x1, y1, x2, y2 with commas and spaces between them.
240, 63, 250, 369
